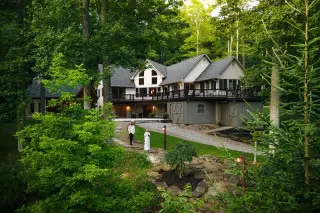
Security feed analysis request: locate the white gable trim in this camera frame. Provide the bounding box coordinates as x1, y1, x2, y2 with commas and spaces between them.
181, 54, 212, 81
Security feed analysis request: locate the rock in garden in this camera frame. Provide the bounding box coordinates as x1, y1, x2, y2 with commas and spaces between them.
194, 171, 205, 179
167, 185, 183, 196
153, 181, 168, 189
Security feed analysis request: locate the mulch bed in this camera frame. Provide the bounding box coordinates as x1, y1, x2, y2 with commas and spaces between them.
212, 128, 252, 143
158, 169, 203, 190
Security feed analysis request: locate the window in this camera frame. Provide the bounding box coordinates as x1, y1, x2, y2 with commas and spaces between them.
219, 79, 228, 90
149, 87, 157, 95
229, 79, 237, 90
200, 82, 204, 93
211, 80, 216, 89
152, 70, 157, 85
198, 104, 204, 114
139, 78, 144, 85
139, 71, 144, 85
30, 103, 34, 113
152, 77, 157, 84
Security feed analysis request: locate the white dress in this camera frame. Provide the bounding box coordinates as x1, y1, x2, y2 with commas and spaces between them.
144, 132, 150, 151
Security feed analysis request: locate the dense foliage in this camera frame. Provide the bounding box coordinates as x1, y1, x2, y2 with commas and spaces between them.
16, 103, 158, 212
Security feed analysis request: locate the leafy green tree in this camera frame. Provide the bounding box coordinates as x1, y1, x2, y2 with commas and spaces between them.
16, 55, 159, 212
0, 0, 34, 122
165, 142, 197, 178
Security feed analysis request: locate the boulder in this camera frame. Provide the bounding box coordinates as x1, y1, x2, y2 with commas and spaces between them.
205, 173, 224, 181
167, 185, 183, 196
192, 181, 208, 198
153, 181, 168, 189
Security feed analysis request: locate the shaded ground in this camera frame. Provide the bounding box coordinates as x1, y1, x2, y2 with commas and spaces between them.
158, 169, 203, 191
0, 122, 18, 162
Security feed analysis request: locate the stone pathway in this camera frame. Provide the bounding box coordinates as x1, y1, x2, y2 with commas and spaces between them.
136, 122, 257, 154
114, 126, 166, 164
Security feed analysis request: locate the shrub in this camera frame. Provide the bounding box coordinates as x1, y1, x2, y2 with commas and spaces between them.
165, 142, 197, 178
159, 184, 204, 213
163, 113, 169, 119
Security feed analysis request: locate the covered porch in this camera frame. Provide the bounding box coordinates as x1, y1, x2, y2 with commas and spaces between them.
113, 103, 167, 118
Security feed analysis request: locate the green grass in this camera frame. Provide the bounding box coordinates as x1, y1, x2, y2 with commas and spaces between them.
135, 125, 265, 162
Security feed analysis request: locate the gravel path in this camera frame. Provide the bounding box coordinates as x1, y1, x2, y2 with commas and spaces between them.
136, 122, 257, 154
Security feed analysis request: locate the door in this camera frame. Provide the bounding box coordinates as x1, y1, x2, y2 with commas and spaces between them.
170, 102, 184, 124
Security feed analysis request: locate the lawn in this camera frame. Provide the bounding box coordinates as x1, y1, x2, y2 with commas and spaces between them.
134, 125, 265, 162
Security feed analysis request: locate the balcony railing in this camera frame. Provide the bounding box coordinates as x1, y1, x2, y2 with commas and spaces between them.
111, 89, 261, 102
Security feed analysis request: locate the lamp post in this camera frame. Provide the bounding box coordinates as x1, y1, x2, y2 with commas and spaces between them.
163, 125, 166, 150
236, 153, 246, 188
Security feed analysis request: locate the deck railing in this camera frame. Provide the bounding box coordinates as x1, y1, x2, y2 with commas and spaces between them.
111, 89, 261, 102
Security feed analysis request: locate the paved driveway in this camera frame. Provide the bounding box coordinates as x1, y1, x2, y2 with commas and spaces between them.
136, 122, 257, 154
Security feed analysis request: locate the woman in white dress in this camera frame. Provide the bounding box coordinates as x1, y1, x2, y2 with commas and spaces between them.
144, 129, 150, 151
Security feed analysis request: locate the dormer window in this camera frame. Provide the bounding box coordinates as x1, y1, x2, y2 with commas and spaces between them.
139, 71, 144, 85
151, 70, 157, 85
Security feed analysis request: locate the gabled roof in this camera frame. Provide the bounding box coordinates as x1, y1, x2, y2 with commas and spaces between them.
195, 56, 236, 82
160, 54, 208, 86
27, 84, 82, 98
111, 67, 135, 87
146, 59, 167, 77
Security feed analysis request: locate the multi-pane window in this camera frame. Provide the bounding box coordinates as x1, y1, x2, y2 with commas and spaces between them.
152, 70, 157, 85
139, 71, 144, 85
198, 104, 204, 114
228, 79, 237, 90
219, 79, 228, 90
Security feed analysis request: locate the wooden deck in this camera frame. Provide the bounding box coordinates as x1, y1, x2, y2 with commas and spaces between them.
112, 89, 261, 103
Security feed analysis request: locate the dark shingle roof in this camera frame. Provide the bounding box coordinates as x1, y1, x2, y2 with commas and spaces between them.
195, 57, 235, 82
160, 54, 206, 86
146, 59, 167, 77
27, 84, 82, 98
111, 67, 135, 87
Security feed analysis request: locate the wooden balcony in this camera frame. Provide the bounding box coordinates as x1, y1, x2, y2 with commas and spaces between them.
111, 89, 262, 103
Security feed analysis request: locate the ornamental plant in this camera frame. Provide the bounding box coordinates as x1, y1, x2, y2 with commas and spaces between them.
165, 142, 197, 178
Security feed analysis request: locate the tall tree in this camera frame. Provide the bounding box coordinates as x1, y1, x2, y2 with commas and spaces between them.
82, 0, 91, 110
179, 0, 215, 57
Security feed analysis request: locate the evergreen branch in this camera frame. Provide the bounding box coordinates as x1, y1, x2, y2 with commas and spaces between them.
285, 0, 303, 14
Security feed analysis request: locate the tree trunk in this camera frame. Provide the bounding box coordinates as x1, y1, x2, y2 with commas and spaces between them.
303, 0, 309, 185
236, 18, 239, 59
82, 0, 91, 110
269, 62, 280, 153
100, 0, 110, 115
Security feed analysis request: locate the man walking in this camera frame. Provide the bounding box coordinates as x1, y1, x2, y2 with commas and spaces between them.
128, 121, 135, 145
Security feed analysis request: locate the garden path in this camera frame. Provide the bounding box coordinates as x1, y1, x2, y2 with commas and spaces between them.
136, 123, 257, 154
